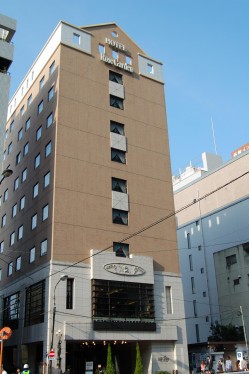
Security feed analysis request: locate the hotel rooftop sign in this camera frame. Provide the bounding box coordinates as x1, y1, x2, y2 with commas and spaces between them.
100, 37, 134, 73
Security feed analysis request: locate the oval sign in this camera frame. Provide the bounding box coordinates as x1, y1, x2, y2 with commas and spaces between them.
0, 327, 12, 340
104, 263, 145, 276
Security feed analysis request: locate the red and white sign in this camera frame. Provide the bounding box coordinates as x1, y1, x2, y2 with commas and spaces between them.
49, 349, 55, 359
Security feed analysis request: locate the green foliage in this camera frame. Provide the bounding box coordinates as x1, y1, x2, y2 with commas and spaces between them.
134, 342, 143, 374
105, 344, 115, 374
208, 321, 244, 341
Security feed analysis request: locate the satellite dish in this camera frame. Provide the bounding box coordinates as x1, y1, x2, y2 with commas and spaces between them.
0, 327, 12, 340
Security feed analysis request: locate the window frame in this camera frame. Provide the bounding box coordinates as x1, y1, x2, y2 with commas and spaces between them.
36, 126, 42, 141
40, 239, 48, 256
37, 100, 44, 115
33, 183, 39, 198
31, 213, 38, 230
112, 209, 128, 225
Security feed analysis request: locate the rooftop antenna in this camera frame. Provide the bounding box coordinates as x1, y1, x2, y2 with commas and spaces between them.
211, 116, 218, 155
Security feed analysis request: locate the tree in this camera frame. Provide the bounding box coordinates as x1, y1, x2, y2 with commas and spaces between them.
208, 321, 244, 341
134, 342, 143, 374
105, 344, 115, 374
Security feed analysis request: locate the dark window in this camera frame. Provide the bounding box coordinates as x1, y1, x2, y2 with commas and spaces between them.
66, 278, 74, 310
187, 233, 191, 249
110, 95, 124, 110
191, 277, 195, 294
234, 278, 240, 286
193, 300, 197, 317
92, 279, 155, 320
112, 209, 128, 225
111, 148, 126, 164
110, 121, 124, 135
25, 280, 45, 326
113, 242, 129, 257
195, 324, 200, 342
189, 255, 193, 271
3, 292, 20, 330
109, 71, 123, 84
226, 254, 237, 267
243, 242, 249, 254
112, 177, 127, 193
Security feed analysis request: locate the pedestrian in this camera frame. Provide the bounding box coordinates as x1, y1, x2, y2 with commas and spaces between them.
225, 356, 232, 372
206, 356, 213, 374
241, 357, 248, 371
200, 360, 206, 373
21, 364, 31, 374
235, 360, 240, 371
52, 364, 62, 374
217, 359, 224, 373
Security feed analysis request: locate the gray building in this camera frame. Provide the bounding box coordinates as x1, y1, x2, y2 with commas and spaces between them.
173, 149, 249, 362
0, 13, 16, 166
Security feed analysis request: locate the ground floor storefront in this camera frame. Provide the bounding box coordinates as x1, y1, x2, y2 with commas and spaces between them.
65, 341, 136, 374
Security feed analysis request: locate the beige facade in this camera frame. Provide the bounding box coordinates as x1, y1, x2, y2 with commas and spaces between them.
0, 22, 187, 374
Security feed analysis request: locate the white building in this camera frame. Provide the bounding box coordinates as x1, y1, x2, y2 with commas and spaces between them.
174, 150, 249, 351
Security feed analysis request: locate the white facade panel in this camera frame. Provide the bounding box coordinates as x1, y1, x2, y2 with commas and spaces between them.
60, 23, 91, 54
110, 132, 126, 151
138, 54, 164, 83
112, 191, 129, 211
91, 250, 154, 284
109, 81, 125, 99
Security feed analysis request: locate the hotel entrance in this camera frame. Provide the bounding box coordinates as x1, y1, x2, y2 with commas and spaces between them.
65, 341, 136, 374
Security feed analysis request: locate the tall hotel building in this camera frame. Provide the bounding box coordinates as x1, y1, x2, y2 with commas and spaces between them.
0, 22, 188, 374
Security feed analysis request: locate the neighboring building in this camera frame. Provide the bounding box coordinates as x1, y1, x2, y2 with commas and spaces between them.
0, 13, 16, 166
173, 149, 249, 356
0, 22, 188, 374
214, 242, 249, 333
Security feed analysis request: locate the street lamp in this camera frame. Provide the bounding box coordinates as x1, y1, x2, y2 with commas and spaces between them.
50, 274, 68, 350
0, 169, 13, 184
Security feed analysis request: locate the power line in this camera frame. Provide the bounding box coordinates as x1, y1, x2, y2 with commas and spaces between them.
48, 170, 249, 279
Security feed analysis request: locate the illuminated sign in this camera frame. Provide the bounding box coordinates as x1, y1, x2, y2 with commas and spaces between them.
104, 263, 145, 276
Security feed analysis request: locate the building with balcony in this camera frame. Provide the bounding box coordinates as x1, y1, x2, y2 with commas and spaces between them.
0, 21, 188, 374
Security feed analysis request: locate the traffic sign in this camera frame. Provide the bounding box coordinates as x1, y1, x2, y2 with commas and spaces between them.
0, 327, 12, 340
49, 349, 55, 359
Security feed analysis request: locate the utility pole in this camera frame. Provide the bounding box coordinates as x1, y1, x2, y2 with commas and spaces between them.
240, 306, 249, 358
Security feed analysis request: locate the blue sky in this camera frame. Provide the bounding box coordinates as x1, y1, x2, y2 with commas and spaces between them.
1, 0, 249, 174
